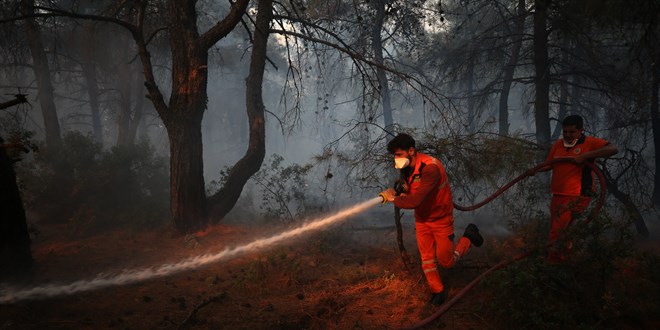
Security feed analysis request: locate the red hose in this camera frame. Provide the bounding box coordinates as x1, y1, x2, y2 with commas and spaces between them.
400, 158, 607, 330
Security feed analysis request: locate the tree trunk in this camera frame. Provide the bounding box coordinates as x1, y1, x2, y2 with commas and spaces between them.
394, 207, 412, 269
604, 176, 649, 237
116, 37, 134, 146
0, 96, 33, 281
21, 0, 62, 147
370, 0, 394, 135
551, 43, 570, 141
127, 70, 145, 145
499, 0, 526, 136
651, 48, 660, 206
533, 0, 551, 147
81, 21, 104, 145
208, 0, 271, 220
167, 112, 207, 232
162, 0, 211, 233
131, 0, 249, 233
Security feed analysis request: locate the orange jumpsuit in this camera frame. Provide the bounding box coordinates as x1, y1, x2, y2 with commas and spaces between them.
392, 153, 471, 293
545, 135, 609, 263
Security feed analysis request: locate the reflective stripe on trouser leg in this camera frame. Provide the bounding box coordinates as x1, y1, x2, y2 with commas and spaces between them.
421, 259, 442, 293
416, 220, 453, 293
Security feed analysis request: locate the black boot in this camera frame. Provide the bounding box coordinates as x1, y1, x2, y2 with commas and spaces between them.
428, 291, 446, 306
463, 223, 483, 247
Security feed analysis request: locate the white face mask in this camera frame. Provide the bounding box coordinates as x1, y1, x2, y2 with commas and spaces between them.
394, 157, 410, 169
563, 139, 578, 148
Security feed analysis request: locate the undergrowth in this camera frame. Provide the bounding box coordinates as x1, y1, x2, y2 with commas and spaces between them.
16, 131, 169, 234
483, 213, 660, 329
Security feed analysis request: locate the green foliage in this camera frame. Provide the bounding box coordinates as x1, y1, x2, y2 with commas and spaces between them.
16, 132, 169, 233
484, 214, 660, 328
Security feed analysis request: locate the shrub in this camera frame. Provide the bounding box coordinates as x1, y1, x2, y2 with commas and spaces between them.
483, 213, 660, 328
16, 132, 169, 233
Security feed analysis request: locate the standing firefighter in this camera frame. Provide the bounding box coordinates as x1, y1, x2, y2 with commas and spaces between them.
379, 133, 483, 305
539, 115, 618, 263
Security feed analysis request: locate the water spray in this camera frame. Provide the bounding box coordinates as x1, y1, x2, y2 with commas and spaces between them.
0, 197, 383, 304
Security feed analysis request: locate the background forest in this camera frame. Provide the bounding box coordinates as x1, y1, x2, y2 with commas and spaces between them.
1, 0, 659, 329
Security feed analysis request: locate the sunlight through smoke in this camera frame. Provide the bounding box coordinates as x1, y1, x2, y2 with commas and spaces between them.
0, 197, 382, 304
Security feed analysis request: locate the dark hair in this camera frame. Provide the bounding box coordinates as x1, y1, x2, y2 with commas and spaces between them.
387, 133, 416, 154
562, 115, 584, 129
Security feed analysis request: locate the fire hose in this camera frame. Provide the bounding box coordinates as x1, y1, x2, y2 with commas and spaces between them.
399, 157, 607, 330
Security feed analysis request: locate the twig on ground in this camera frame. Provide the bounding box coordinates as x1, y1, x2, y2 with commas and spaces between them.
178, 292, 226, 329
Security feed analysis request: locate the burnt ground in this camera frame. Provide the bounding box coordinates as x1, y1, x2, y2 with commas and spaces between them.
0, 207, 501, 330
1, 208, 658, 330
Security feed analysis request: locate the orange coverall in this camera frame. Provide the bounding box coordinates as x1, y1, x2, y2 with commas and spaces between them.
392, 153, 471, 294
545, 135, 610, 263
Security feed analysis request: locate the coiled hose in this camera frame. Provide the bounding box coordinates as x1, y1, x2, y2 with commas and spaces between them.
400, 158, 606, 330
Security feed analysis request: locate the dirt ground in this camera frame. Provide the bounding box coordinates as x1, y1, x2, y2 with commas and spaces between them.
0, 210, 500, 330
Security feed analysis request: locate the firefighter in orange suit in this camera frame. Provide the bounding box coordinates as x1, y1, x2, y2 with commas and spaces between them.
538, 115, 618, 263
379, 133, 483, 306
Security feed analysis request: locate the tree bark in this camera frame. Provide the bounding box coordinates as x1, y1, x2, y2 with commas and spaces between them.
498, 0, 526, 136
370, 0, 394, 135
116, 36, 133, 146
651, 48, 660, 206
209, 0, 271, 221
533, 0, 551, 147
81, 21, 104, 145
551, 43, 570, 141
21, 0, 62, 147
127, 70, 145, 145
162, 0, 211, 232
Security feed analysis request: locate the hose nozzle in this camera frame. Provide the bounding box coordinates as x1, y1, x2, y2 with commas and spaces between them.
378, 192, 388, 204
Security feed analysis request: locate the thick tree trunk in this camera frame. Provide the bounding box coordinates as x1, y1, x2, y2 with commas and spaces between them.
163, 0, 210, 233
533, 0, 551, 147
208, 0, 271, 220
167, 113, 207, 232
498, 0, 526, 136
21, 0, 62, 147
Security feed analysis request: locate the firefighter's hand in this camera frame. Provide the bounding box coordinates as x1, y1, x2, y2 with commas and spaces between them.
378, 188, 396, 204
393, 179, 409, 195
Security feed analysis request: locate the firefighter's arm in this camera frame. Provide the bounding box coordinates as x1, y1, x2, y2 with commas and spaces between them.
573, 143, 618, 164
392, 164, 441, 209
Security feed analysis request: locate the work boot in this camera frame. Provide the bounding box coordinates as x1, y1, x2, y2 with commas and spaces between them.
463, 223, 483, 247
428, 291, 446, 306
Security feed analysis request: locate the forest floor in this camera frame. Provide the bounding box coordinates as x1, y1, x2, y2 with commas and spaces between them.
1, 206, 658, 330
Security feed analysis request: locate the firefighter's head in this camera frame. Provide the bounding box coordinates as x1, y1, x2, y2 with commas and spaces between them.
561, 115, 584, 147
387, 133, 416, 169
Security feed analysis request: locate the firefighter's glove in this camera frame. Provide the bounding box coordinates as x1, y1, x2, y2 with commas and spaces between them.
379, 188, 396, 204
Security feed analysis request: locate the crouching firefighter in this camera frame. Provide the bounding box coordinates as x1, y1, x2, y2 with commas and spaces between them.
379, 133, 483, 306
